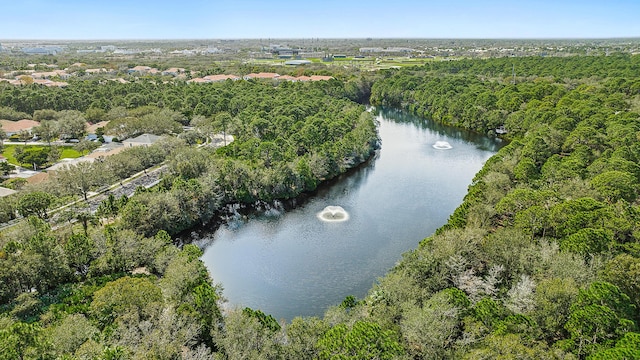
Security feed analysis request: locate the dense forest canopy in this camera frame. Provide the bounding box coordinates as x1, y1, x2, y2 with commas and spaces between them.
1, 53, 640, 359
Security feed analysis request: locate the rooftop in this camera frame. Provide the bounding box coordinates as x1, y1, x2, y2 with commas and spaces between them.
0, 187, 17, 197
0, 119, 40, 132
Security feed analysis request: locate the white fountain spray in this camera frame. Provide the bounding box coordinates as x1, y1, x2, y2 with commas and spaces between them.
432, 141, 453, 150
317, 206, 349, 222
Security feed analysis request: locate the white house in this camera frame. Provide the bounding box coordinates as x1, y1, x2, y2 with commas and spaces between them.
122, 133, 163, 148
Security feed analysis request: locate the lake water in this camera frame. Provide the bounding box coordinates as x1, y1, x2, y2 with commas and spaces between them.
196, 107, 503, 321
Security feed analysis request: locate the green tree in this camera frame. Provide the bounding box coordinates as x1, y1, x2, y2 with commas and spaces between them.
283, 317, 329, 360
49, 314, 98, 356
601, 254, 640, 310
213, 112, 233, 146
57, 110, 87, 140
16, 130, 32, 145
55, 161, 113, 200
85, 107, 107, 123
532, 278, 579, 342
74, 139, 100, 155
590, 170, 637, 203
317, 321, 404, 360
214, 309, 280, 359
17, 192, 54, 219
0, 322, 48, 360
33, 119, 59, 145
15, 147, 50, 169
64, 233, 95, 275
587, 332, 640, 359
90, 276, 163, 328
0, 161, 15, 177
565, 282, 637, 357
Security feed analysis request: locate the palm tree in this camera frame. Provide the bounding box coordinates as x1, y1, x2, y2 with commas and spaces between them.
75, 210, 99, 236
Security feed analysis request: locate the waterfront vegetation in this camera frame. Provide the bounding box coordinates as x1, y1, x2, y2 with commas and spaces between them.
1, 52, 640, 358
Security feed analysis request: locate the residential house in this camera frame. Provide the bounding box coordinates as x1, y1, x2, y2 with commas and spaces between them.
161, 67, 186, 76
0, 119, 40, 136
310, 75, 334, 81
277, 75, 298, 81
46, 157, 95, 172
3, 77, 67, 87
84, 68, 111, 75
86, 142, 125, 159
25, 172, 50, 185
187, 74, 240, 83
122, 133, 163, 148
203, 74, 240, 82
186, 77, 211, 84
243, 72, 280, 80
127, 66, 159, 75
31, 70, 72, 80
87, 121, 109, 133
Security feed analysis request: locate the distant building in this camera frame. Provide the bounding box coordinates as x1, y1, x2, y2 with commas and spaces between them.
284, 60, 312, 66
84, 68, 110, 75
161, 67, 186, 76
31, 70, 71, 80
128, 65, 152, 74
21, 46, 63, 55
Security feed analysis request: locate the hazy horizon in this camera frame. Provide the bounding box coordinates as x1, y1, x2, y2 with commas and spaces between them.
3, 36, 640, 42
2, 0, 639, 40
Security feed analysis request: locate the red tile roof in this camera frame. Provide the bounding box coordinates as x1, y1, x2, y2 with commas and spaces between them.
203, 74, 240, 81
277, 75, 297, 81
310, 75, 334, 81
26, 172, 50, 185
244, 72, 280, 79
0, 119, 40, 132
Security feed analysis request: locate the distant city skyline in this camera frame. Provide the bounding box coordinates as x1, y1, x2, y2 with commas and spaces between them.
1, 0, 639, 40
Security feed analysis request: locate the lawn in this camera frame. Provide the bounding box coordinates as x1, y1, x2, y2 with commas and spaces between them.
2, 145, 82, 166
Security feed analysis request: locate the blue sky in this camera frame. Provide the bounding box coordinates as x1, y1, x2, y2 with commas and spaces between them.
1, 0, 639, 39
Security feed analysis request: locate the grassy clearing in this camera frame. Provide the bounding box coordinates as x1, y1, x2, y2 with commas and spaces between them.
2, 145, 82, 166
59, 147, 83, 158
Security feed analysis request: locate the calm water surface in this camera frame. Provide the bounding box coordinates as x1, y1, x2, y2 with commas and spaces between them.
197, 108, 503, 320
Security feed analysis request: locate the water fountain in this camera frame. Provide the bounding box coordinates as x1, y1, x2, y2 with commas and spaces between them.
317, 205, 349, 222
432, 141, 453, 150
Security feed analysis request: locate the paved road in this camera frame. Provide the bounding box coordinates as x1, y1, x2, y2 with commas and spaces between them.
85, 165, 167, 212
1, 165, 167, 230
1, 134, 233, 229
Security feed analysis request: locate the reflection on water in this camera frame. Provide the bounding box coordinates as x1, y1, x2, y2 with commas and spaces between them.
197, 107, 504, 321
